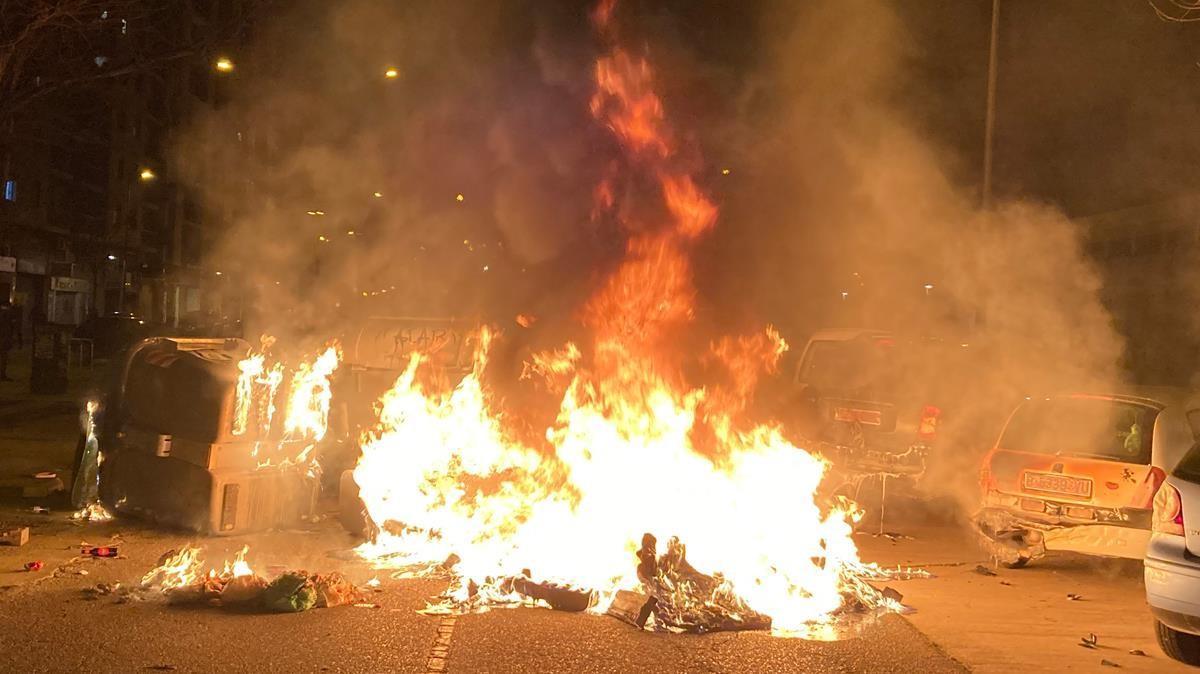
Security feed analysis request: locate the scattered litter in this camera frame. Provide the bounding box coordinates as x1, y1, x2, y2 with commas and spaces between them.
75, 569, 89, 576
973, 565, 998, 577
31, 507, 48, 515
353, 602, 382, 609
999, 580, 1012, 586
23, 561, 43, 572
82, 582, 121, 599
1100, 659, 1120, 668
1128, 649, 1146, 656
33, 471, 56, 480
364, 577, 381, 589
1067, 593, 1083, 601
81, 546, 120, 558
1080, 633, 1099, 649
0, 526, 29, 546
873, 532, 914, 543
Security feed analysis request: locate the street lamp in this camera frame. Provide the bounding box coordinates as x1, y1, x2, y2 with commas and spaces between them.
384, 67, 399, 79
138, 168, 156, 182
215, 57, 235, 73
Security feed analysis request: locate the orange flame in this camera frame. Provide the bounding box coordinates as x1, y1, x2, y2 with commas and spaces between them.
350, 0, 889, 634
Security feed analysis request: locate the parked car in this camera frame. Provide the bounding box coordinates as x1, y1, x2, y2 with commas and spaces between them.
977, 389, 1197, 568
789, 328, 995, 484
1145, 440, 1200, 665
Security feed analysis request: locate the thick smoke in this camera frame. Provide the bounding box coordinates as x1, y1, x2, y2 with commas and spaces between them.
706, 0, 1124, 510
176, 0, 1127, 512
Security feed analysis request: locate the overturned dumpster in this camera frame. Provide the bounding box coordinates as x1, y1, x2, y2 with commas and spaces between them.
98, 337, 320, 534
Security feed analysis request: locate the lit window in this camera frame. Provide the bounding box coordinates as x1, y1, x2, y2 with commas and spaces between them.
3, 180, 15, 202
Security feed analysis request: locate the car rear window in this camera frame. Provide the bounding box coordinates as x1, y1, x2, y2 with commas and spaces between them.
999, 397, 1158, 464
796, 336, 969, 399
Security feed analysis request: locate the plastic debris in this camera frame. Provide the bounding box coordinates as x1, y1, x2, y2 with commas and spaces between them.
263, 572, 317, 613
1080, 633, 1099, 649
313, 573, 361, 608
24, 560, 43, 572
973, 564, 998, 577
82, 546, 119, 558
1100, 660, 1120, 668
1067, 593, 1083, 601
1128, 649, 1146, 656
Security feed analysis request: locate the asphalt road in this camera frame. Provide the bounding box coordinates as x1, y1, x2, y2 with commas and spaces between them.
0, 400, 1193, 673
0, 520, 965, 674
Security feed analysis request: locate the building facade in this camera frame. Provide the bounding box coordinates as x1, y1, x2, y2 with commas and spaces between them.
0, 0, 253, 336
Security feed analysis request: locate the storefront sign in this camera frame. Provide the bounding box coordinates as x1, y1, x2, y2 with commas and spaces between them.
50, 277, 90, 293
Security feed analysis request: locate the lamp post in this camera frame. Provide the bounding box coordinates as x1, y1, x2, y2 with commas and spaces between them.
982, 0, 1000, 210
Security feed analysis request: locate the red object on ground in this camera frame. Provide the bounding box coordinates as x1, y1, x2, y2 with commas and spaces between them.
24, 561, 43, 572
81, 546, 119, 558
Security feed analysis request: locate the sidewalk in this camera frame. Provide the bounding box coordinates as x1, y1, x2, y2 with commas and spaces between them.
0, 347, 103, 496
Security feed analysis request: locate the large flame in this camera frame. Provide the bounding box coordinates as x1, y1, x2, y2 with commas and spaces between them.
350, 1, 887, 633
233, 341, 341, 469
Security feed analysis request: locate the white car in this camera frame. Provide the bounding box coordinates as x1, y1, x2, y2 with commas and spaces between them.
1145, 446, 1200, 664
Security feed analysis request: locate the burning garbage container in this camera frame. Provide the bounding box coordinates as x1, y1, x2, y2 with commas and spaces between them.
30, 324, 70, 394
99, 337, 321, 534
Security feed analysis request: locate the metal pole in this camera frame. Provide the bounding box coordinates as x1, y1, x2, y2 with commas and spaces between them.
982, 0, 1000, 210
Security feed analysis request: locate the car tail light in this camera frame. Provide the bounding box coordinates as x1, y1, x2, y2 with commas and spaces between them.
1153, 482, 1185, 536
1132, 466, 1167, 510
918, 405, 940, 441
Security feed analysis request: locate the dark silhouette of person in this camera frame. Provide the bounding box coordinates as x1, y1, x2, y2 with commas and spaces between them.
0, 300, 19, 381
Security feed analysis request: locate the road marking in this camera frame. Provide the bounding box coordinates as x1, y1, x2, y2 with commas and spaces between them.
425, 615, 456, 673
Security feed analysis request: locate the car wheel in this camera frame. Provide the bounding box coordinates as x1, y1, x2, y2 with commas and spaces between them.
1001, 555, 1030, 569
1156, 620, 1200, 664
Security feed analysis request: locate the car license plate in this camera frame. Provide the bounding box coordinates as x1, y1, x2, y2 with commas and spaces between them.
1022, 471, 1093, 499
833, 407, 882, 425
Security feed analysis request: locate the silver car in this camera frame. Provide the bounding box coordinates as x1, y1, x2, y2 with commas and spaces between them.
1146, 441, 1200, 664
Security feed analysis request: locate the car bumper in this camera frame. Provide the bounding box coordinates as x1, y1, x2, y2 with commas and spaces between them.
976, 506, 1151, 560
1146, 534, 1200, 634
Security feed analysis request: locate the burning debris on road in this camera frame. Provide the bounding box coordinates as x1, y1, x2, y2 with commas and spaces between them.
138, 545, 363, 613
340, 0, 927, 638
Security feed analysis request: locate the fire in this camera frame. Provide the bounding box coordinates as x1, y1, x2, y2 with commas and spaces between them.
283, 345, 340, 446
141, 545, 254, 591
233, 336, 284, 439
232, 340, 341, 469
349, 0, 897, 634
